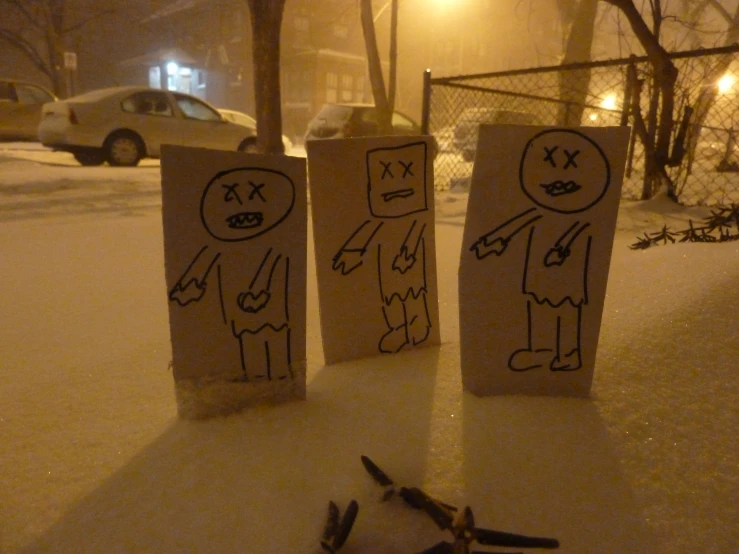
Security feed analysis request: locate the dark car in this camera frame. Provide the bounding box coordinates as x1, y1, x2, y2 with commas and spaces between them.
0, 79, 56, 141
453, 107, 541, 161
305, 103, 422, 141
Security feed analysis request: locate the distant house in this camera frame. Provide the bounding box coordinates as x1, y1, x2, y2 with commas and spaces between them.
117, 0, 253, 115
118, 0, 370, 141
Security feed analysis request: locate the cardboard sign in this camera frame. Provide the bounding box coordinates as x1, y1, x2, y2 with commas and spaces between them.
459, 126, 629, 397
161, 146, 307, 417
308, 136, 440, 364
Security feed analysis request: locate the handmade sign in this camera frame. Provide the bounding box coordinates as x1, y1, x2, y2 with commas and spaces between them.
161, 145, 307, 417
459, 126, 629, 397
308, 136, 440, 364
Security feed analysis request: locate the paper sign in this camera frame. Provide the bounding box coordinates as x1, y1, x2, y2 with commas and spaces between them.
308, 136, 440, 364
161, 145, 307, 417
459, 126, 629, 396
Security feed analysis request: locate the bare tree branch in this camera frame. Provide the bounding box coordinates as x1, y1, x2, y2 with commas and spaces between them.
63, 6, 118, 34
706, 0, 735, 25
0, 28, 53, 78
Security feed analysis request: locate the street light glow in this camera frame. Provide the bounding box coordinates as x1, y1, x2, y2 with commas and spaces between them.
600, 93, 617, 110
718, 74, 735, 94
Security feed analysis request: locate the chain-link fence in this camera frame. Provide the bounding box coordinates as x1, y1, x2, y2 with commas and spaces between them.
425, 44, 739, 207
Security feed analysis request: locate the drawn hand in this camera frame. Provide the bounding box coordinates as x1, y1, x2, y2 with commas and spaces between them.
392, 245, 416, 274
169, 280, 206, 306
238, 290, 271, 313
332, 250, 363, 275
470, 235, 508, 259
544, 246, 570, 267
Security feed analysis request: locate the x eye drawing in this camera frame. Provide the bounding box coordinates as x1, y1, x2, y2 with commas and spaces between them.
223, 183, 242, 204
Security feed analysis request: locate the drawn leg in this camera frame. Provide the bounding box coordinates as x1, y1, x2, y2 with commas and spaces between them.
508, 299, 557, 371
379, 298, 409, 353
550, 304, 582, 371
405, 291, 431, 346
266, 327, 293, 380
238, 332, 270, 381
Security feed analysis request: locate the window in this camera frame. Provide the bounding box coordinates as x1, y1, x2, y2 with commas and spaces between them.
173, 93, 221, 121
354, 76, 365, 102
293, 16, 309, 31
15, 84, 54, 104
293, 15, 310, 47
340, 74, 353, 101
121, 91, 174, 117
149, 66, 161, 89
326, 72, 338, 103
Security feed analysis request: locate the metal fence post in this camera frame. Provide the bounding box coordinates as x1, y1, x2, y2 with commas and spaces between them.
421, 68, 431, 135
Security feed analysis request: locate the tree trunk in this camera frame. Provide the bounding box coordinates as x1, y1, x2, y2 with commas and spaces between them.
557, 0, 599, 126
360, 0, 391, 134
603, 0, 678, 199
246, 0, 285, 154
387, 0, 398, 115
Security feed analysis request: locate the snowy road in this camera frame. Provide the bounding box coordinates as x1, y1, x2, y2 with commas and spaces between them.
1, 142, 737, 554
0, 144, 162, 222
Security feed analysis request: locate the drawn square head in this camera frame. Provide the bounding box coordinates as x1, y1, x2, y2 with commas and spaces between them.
366, 142, 428, 218
519, 129, 610, 214
200, 167, 295, 242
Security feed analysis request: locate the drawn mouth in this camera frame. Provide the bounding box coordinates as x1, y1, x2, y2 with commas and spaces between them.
382, 188, 415, 202
226, 211, 263, 229
540, 180, 581, 197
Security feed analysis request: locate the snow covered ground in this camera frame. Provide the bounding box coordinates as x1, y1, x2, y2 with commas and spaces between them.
1, 143, 737, 553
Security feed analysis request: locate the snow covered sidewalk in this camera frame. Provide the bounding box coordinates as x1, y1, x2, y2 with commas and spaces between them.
1, 149, 737, 553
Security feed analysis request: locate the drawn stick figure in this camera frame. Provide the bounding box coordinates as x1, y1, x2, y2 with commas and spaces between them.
470, 129, 610, 372
332, 142, 432, 354
168, 167, 296, 381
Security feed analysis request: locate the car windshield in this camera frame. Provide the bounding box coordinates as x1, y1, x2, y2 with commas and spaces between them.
316, 104, 354, 123
174, 94, 222, 121
221, 111, 256, 128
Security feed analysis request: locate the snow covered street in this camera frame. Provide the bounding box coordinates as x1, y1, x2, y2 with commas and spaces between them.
1, 143, 737, 553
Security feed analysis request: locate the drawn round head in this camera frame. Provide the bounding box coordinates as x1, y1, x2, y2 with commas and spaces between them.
367, 141, 428, 218
200, 167, 295, 241
519, 129, 610, 214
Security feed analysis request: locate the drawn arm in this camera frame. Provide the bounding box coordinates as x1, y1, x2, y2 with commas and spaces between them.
470, 207, 542, 260
168, 245, 220, 306
237, 248, 283, 314
392, 219, 426, 274
332, 220, 384, 275
544, 221, 591, 267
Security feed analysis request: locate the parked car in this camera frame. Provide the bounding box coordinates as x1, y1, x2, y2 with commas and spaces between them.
453, 107, 541, 161
217, 108, 293, 154
305, 103, 422, 141
0, 79, 56, 141
38, 86, 259, 166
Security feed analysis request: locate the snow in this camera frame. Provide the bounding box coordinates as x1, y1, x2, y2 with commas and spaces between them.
1, 143, 737, 554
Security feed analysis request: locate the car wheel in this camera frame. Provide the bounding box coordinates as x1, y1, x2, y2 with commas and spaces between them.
238, 137, 259, 153
73, 150, 105, 166
105, 131, 144, 167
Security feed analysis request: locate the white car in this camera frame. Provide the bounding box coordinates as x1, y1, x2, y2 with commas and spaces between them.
217, 108, 293, 154
38, 86, 259, 166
